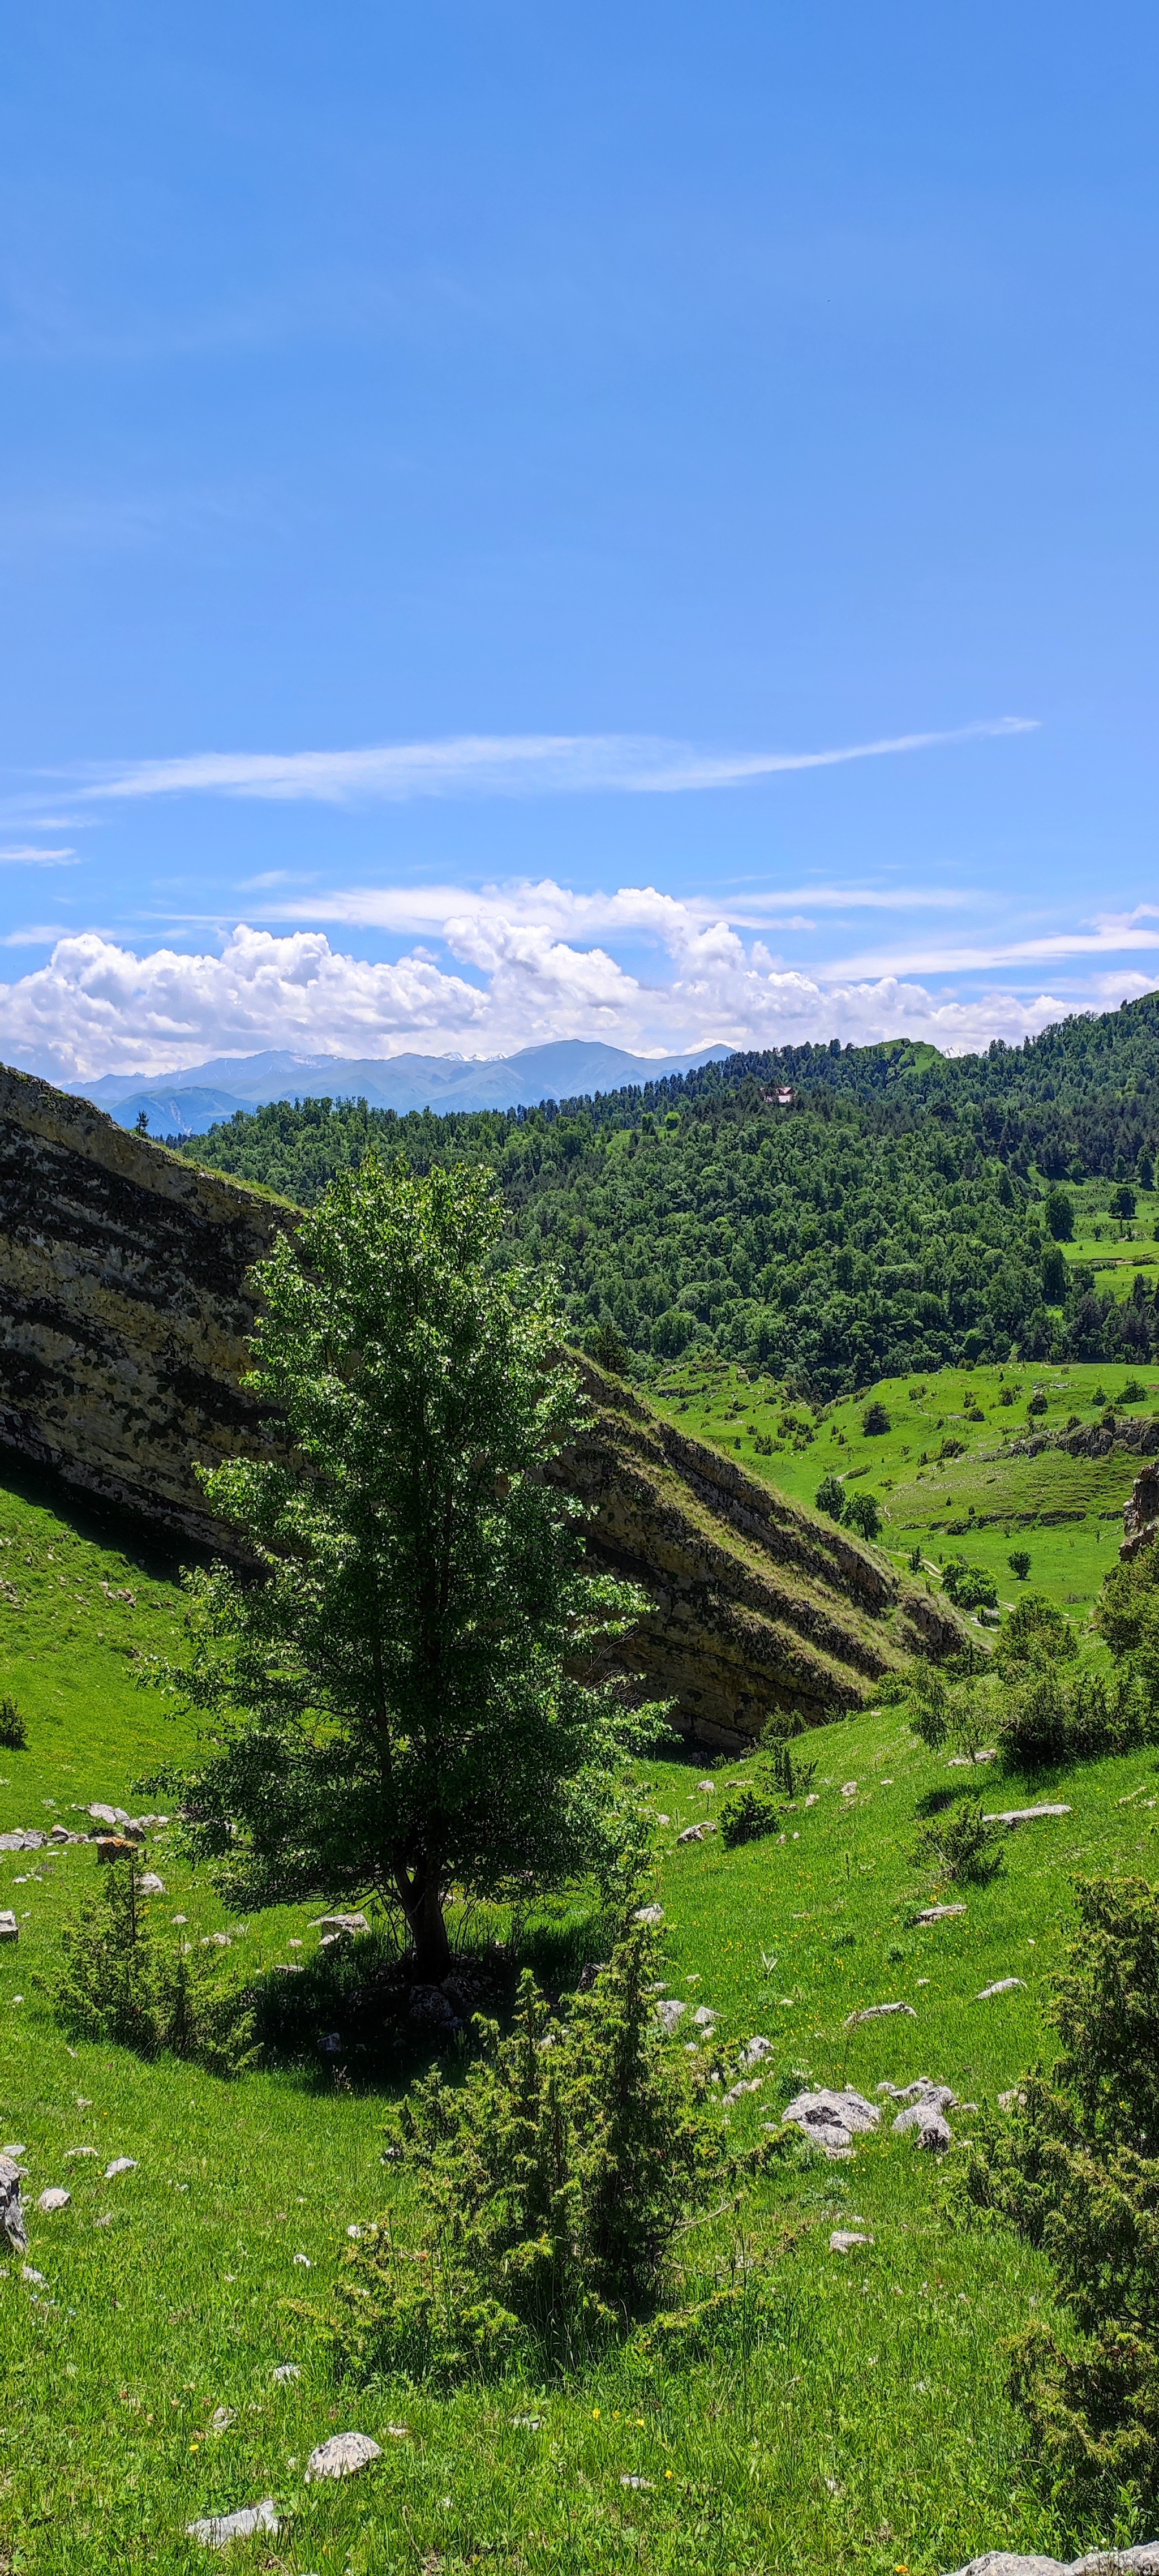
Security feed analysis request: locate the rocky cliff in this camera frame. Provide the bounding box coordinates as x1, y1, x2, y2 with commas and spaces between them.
0, 1061, 960, 1740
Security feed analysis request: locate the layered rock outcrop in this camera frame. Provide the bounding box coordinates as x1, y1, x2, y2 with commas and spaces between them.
1122, 1459, 1159, 1562
0, 1061, 963, 1741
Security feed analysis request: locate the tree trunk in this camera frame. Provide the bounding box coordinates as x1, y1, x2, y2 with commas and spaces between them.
395, 1858, 452, 1982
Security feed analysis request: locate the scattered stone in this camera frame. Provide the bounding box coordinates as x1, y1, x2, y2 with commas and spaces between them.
272, 2362, 301, 2383
620, 2475, 654, 2491
830, 2229, 874, 2253
892, 2104, 953, 2151
740, 2035, 773, 2065
103, 2158, 137, 2179
913, 1904, 967, 1926
202, 1932, 231, 1949
309, 1913, 370, 1938
346, 2224, 363, 2239
21, 2264, 46, 2285
723, 2077, 764, 2102
998, 2088, 1027, 2112
137, 1873, 165, 1895
840, 1781, 858, 1797
304, 2430, 382, 2481
93, 2213, 113, 2227
676, 1821, 715, 1843
408, 1986, 458, 2029
781, 2088, 881, 2158
293, 2252, 312, 2266
943, 2547, 1159, 2575
88, 1803, 127, 1827
692, 2003, 716, 2026
655, 1998, 687, 2034
273, 1964, 304, 1975
512, 2415, 541, 2430
947, 1749, 998, 1764
844, 2000, 918, 2029
577, 1961, 607, 1992
96, 1837, 137, 1863
64, 2147, 98, 2161
697, 1780, 714, 1792
37, 2188, 70, 2213
978, 1979, 1026, 2000
171, 1914, 187, 1925
877, 2077, 957, 2111
983, 1805, 1072, 1827
186, 2498, 280, 2549
633, 1905, 664, 1925
0, 1914, 17, 1943
0, 2154, 27, 2253
209, 2407, 235, 2434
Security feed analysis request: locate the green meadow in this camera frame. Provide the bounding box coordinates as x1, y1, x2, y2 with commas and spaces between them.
651, 1356, 1158, 1621
1, 1454, 1157, 2572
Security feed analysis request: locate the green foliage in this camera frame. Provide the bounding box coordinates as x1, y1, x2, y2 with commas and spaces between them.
1028, 1390, 1049, 1416
814, 1470, 845, 1521
334, 1922, 754, 2382
1045, 1189, 1075, 1242
152, 1156, 658, 1981
1112, 1183, 1138, 1220
759, 1711, 819, 1801
1097, 1544, 1159, 1707
862, 1400, 891, 1435
844, 1490, 881, 1541
1041, 1244, 1068, 1301
959, 1876, 1159, 2516
941, 1555, 999, 1612
999, 1664, 1159, 1767
719, 1775, 783, 1848
993, 1591, 1078, 1677
0, 1694, 27, 1750
181, 992, 1159, 1394
1008, 1549, 1032, 1581
908, 1666, 950, 1747
52, 1860, 257, 2076
912, 1798, 1003, 1884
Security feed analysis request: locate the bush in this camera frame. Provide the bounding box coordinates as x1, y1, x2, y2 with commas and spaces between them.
1000, 1664, 1159, 1767
1122, 1377, 1148, 1405
909, 1666, 951, 1750
0, 1696, 27, 1751
993, 1590, 1077, 1677
862, 1401, 891, 1436
912, 1798, 1003, 1883
958, 1876, 1159, 2517
759, 1711, 818, 1801
1027, 1390, 1049, 1417
53, 1860, 257, 2077
814, 1471, 845, 1521
845, 1490, 882, 1541
941, 1557, 999, 1613
719, 1777, 783, 1847
334, 1921, 763, 2382
1008, 1550, 1032, 1581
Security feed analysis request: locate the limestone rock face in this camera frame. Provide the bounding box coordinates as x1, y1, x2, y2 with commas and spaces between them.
1123, 1459, 1159, 1562
0, 1063, 967, 1745
0, 1065, 284, 1549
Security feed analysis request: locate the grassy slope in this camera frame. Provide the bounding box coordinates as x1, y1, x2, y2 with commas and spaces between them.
650, 1356, 1158, 1623
1, 1458, 1158, 2571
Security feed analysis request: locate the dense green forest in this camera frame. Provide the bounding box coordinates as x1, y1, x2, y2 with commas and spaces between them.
180, 991, 1159, 1396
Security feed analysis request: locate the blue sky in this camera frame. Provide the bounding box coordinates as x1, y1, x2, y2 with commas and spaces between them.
2, 1, 1157, 1077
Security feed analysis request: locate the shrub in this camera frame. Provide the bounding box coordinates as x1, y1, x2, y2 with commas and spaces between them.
941, 1557, 999, 1613
1122, 1378, 1148, 1405
862, 1401, 891, 1436
814, 1471, 845, 1521
1096, 1543, 1159, 1705
909, 1666, 950, 1750
759, 1711, 818, 1801
1027, 1390, 1049, 1417
334, 1922, 763, 2382
912, 1798, 1002, 1883
1000, 1665, 1159, 1767
993, 1590, 1077, 1677
1008, 1550, 1032, 1581
958, 1876, 1159, 2517
0, 1696, 27, 1751
844, 1490, 882, 1541
719, 1777, 783, 1847
53, 1859, 257, 2077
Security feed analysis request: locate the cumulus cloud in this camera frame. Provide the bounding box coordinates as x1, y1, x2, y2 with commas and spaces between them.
78, 716, 1036, 806
0, 911, 1108, 1085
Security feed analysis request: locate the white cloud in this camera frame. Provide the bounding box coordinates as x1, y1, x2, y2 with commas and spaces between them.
76, 715, 1036, 807
0, 910, 1137, 1086
0, 846, 78, 867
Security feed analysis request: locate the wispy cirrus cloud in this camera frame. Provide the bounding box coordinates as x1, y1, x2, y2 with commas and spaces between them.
827, 914, 1159, 979
0, 845, 79, 867
73, 714, 1036, 806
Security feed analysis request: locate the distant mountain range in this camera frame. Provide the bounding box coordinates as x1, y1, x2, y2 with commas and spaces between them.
70, 1039, 734, 1136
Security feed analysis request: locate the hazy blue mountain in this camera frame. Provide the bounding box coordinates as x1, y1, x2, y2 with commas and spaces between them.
72, 1039, 733, 1133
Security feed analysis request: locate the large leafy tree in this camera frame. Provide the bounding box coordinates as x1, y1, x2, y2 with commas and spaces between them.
160, 1155, 654, 1981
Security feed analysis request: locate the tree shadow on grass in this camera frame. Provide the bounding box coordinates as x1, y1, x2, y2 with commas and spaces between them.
251, 1898, 613, 2095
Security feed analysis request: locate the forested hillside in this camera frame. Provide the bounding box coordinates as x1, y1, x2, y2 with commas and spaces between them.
179, 992, 1159, 1395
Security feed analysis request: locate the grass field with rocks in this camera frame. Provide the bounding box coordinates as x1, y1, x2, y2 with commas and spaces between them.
0, 1454, 1157, 2573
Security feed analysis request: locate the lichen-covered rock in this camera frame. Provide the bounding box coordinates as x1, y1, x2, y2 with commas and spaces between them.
0, 2155, 27, 2252
781, 2088, 880, 2157
304, 2430, 381, 2481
